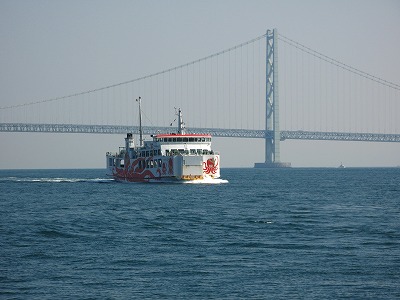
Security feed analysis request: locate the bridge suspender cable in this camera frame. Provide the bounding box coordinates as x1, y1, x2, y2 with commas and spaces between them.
0, 34, 267, 110
278, 33, 400, 91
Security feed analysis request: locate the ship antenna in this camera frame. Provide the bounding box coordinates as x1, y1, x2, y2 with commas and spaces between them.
136, 97, 143, 147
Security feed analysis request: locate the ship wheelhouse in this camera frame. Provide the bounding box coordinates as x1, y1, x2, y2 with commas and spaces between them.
152, 133, 216, 157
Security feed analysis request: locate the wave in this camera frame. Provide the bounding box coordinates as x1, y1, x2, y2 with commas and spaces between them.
0, 177, 114, 184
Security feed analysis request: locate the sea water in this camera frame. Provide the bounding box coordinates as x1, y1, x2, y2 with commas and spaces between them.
1, 168, 399, 299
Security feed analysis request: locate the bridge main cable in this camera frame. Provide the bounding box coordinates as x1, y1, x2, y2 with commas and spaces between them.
278, 33, 400, 91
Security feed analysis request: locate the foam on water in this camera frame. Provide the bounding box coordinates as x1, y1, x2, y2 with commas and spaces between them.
183, 178, 229, 184
0, 176, 229, 184
0, 177, 114, 183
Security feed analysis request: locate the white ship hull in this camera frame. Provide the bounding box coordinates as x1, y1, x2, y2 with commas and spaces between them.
107, 153, 220, 182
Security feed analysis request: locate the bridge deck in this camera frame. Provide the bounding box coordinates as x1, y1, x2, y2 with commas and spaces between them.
1, 123, 400, 142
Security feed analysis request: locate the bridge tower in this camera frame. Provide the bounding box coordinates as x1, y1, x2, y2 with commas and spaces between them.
255, 28, 291, 168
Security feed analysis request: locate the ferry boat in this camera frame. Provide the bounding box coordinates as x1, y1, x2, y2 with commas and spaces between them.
106, 98, 220, 182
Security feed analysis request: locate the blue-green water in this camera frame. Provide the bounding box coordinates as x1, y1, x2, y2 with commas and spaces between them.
1, 168, 399, 299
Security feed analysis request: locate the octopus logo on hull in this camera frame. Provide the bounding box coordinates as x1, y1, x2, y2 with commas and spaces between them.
203, 157, 219, 174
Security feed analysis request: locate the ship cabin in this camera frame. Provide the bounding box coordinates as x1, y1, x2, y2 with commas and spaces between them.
108, 132, 216, 167
136, 133, 215, 158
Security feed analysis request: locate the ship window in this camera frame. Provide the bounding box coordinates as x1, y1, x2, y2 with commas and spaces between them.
179, 149, 184, 154
168, 138, 172, 142
177, 137, 182, 142
185, 150, 189, 155
189, 138, 194, 142
173, 138, 177, 142
159, 159, 162, 166
183, 138, 188, 142
149, 160, 154, 168
158, 149, 161, 155
190, 149, 196, 155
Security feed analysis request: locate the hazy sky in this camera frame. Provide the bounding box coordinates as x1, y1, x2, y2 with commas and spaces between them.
1, 0, 399, 169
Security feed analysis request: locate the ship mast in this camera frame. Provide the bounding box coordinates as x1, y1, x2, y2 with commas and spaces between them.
136, 97, 143, 147
177, 108, 186, 134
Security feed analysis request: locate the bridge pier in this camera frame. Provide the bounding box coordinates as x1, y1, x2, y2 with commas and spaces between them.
255, 28, 291, 168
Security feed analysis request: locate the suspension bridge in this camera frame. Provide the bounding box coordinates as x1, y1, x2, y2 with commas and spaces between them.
1, 29, 399, 167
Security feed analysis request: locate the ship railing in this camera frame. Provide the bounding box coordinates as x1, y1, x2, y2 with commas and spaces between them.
164, 150, 220, 156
